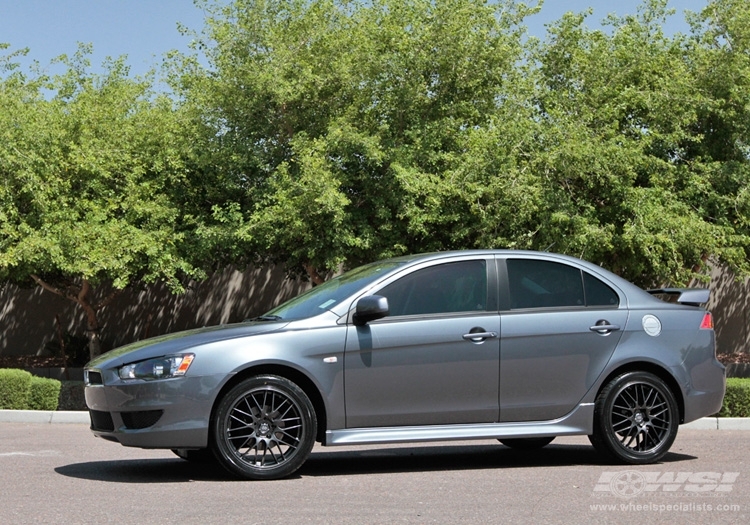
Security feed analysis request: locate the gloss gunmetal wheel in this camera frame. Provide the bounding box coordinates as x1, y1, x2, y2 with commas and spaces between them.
590, 371, 678, 464
212, 375, 316, 480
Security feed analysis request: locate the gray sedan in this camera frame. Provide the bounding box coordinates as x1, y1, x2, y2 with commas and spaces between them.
84, 250, 725, 480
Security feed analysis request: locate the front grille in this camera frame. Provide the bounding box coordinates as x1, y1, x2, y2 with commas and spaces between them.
85, 370, 103, 385
120, 410, 164, 430
89, 410, 115, 432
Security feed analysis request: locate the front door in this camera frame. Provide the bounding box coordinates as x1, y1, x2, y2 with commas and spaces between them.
344, 258, 500, 428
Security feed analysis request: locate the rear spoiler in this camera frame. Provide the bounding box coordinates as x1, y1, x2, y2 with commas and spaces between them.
647, 288, 710, 307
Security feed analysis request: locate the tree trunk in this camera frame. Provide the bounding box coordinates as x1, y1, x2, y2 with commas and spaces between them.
79, 283, 103, 360
303, 263, 325, 285
30, 275, 121, 361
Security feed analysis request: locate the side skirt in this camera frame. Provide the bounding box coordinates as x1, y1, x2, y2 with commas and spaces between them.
324, 403, 594, 446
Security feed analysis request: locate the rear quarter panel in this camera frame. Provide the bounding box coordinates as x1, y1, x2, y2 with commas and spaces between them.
590, 305, 724, 422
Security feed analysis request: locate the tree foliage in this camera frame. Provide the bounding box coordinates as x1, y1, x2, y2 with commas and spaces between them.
184, 0, 540, 282
529, 0, 750, 285
3, 0, 750, 358
0, 46, 202, 357
180, 0, 750, 287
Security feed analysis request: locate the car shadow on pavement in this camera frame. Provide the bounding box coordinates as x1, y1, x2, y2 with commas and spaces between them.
300, 443, 697, 477
54, 443, 698, 483
55, 458, 230, 483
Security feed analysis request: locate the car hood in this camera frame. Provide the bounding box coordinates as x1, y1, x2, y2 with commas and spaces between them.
85, 321, 290, 369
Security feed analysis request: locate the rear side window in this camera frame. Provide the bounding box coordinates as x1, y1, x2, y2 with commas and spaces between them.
583, 271, 619, 307
507, 259, 619, 309
378, 260, 487, 316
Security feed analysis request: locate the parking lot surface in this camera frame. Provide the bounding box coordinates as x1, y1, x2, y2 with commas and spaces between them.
0, 423, 747, 524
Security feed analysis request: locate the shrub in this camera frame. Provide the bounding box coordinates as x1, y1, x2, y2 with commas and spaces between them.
28, 376, 61, 411
0, 369, 61, 410
0, 368, 33, 409
717, 378, 750, 418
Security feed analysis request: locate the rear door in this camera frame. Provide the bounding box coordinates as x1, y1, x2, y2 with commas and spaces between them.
498, 256, 628, 422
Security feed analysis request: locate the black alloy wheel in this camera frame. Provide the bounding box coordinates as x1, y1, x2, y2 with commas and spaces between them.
589, 371, 678, 464
211, 375, 317, 480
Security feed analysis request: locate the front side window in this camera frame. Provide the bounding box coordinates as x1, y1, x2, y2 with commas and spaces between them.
378, 260, 488, 317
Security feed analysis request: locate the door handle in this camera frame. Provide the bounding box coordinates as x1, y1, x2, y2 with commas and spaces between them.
462, 331, 498, 342
589, 320, 620, 334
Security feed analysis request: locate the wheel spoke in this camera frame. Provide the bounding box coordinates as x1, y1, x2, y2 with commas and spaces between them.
622, 388, 638, 407
642, 387, 657, 407
612, 419, 632, 432
274, 429, 301, 445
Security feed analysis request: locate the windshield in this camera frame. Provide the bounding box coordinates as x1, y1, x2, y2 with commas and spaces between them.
264, 260, 404, 320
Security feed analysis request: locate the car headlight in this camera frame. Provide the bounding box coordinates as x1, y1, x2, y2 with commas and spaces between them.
118, 354, 195, 381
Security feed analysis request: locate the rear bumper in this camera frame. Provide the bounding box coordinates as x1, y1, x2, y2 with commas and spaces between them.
682, 359, 726, 424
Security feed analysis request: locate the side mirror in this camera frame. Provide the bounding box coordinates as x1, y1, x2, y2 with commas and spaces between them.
353, 295, 389, 326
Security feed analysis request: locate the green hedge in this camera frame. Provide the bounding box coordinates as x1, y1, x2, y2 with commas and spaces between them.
28, 376, 61, 411
0, 369, 60, 410
717, 378, 750, 418
0, 369, 33, 409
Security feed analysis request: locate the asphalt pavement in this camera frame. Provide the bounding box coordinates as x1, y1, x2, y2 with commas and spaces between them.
0, 423, 748, 524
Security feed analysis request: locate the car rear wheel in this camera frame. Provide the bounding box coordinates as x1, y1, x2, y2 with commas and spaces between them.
499, 437, 555, 449
211, 375, 317, 480
589, 371, 678, 464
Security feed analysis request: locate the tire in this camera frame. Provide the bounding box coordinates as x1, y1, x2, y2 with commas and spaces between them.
171, 448, 216, 463
211, 375, 317, 480
499, 437, 555, 450
589, 371, 678, 464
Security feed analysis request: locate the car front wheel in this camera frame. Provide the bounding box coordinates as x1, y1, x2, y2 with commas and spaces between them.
589, 371, 678, 464
211, 375, 317, 480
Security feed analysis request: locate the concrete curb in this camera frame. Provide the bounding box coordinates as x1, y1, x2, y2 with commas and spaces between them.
1, 410, 749, 429
682, 417, 750, 430
0, 410, 90, 424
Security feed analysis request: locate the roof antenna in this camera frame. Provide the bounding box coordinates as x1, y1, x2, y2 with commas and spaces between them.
543, 242, 556, 252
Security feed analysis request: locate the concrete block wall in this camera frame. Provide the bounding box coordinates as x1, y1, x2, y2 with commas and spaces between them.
1, 262, 748, 359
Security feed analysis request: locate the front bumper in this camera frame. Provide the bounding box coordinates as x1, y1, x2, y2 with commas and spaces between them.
84, 373, 225, 449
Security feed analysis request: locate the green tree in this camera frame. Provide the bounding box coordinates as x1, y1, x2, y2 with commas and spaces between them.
682, 0, 750, 277
181, 0, 538, 282
182, 0, 750, 288
527, 0, 750, 286
0, 46, 202, 358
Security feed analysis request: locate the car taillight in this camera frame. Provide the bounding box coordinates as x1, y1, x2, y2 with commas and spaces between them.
700, 312, 714, 330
